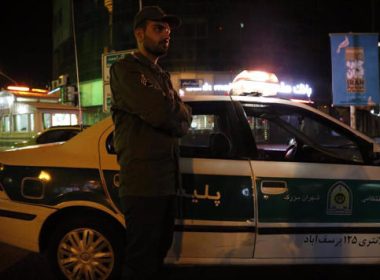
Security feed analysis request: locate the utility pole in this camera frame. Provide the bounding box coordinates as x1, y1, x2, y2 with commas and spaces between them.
71, 0, 83, 126
104, 0, 113, 51
350, 105, 356, 130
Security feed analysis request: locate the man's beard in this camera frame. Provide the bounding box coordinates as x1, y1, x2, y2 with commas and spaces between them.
143, 35, 169, 57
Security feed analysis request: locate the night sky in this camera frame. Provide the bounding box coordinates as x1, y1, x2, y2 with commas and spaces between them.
0, 1, 52, 89
0, 0, 379, 94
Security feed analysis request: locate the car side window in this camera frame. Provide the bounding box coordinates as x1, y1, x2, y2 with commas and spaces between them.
105, 102, 238, 159
180, 101, 235, 159
243, 103, 364, 164
36, 130, 78, 144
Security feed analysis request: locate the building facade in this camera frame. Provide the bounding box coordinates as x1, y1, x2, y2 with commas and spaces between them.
52, 0, 379, 129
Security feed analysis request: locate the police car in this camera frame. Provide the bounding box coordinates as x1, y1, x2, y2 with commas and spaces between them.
1, 94, 380, 280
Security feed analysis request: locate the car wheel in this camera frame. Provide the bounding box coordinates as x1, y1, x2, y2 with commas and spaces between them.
46, 216, 124, 280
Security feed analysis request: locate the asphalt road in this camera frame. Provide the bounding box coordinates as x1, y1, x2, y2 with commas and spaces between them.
1, 242, 380, 280
0, 242, 55, 279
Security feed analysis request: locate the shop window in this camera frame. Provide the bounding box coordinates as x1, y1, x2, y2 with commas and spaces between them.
2, 115, 10, 132
43, 113, 78, 128
70, 114, 78, 125
14, 114, 29, 132
30, 114, 35, 131
52, 113, 71, 126
43, 113, 52, 129
52, 113, 79, 126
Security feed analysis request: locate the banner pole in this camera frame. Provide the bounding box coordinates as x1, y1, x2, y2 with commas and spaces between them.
350, 105, 356, 129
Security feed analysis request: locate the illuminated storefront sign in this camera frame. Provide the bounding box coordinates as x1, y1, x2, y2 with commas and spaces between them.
180, 79, 202, 87
278, 82, 312, 97
184, 82, 218, 92
182, 81, 312, 97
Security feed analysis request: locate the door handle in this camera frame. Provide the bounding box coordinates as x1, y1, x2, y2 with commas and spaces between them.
260, 180, 288, 195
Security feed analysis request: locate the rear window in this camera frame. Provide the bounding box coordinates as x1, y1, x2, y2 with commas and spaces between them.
36, 130, 79, 144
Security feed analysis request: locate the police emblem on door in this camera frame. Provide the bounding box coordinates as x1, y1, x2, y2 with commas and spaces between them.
327, 181, 352, 215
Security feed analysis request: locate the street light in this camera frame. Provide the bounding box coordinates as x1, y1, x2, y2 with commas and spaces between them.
104, 0, 113, 50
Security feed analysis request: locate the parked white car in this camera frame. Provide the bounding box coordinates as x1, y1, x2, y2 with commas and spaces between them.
13, 125, 89, 147
1, 95, 380, 279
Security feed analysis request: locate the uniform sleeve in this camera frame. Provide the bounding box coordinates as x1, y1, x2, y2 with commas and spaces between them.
170, 96, 192, 137
110, 60, 191, 136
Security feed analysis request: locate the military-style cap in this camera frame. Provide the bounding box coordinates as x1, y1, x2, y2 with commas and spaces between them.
133, 6, 181, 30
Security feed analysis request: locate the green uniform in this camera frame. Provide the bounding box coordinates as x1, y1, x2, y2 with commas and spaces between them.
110, 52, 192, 197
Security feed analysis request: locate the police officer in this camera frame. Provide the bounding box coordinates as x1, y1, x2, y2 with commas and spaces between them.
110, 6, 192, 280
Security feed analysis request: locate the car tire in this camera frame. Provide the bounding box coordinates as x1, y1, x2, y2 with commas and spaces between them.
46, 216, 124, 280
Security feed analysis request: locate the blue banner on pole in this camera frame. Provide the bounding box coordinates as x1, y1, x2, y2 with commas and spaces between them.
330, 33, 379, 106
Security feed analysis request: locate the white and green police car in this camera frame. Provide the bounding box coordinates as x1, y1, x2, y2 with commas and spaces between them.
1, 95, 380, 279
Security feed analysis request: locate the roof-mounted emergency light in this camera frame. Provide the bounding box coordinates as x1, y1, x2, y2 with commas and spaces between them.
230, 70, 279, 96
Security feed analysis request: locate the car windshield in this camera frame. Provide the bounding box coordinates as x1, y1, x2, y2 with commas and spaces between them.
242, 102, 364, 164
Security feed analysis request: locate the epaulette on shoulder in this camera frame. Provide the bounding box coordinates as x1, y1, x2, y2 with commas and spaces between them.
114, 54, 139, 68
117, 54, 134, 63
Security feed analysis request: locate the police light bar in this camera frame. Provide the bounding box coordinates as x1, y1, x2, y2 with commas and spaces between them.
230, 70, 279, 96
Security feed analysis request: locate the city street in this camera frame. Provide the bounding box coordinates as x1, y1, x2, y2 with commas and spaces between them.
1, 241, 380, 280
2, 1, 380, 279
0, 242, 55, 279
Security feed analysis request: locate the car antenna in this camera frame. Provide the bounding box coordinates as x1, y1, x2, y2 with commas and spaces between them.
71, 0, 83, 129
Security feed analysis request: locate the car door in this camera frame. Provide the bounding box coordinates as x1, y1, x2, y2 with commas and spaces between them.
98, 120, 123, 214
240, 101, 380, 260
170, 100, 256, 260
98, 101, 256, 260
